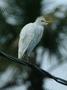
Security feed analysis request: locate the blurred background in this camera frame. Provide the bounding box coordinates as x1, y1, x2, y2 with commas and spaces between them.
0, 0, 67, 90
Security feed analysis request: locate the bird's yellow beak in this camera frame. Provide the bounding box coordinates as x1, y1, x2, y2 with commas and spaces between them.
47, 20, 53, 23
44, 16, 54, 24
45, 21, 48, 25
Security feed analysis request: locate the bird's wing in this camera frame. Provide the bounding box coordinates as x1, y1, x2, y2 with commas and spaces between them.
27, 26, 44, 56
18, 23, 34, 59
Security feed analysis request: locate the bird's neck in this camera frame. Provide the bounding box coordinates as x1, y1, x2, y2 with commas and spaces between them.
33, 22, 44, 32
34, 22, 43, 27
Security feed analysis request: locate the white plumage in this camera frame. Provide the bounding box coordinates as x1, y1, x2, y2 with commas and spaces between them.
18, 16, 48, 59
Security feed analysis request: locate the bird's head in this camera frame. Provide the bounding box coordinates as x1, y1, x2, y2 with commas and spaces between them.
35, 16, 48, 26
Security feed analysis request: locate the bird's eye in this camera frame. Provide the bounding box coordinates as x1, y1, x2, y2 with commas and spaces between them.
41, 20, 45, 22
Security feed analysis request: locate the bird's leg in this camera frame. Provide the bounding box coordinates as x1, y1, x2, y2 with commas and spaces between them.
27, 53, 36, 65
22, 53, 36, 65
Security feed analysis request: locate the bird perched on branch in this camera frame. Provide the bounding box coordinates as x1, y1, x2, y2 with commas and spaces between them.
18, 16, 48, 59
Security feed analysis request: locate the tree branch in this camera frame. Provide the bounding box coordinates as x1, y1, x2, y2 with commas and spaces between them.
0, 49, 67, 85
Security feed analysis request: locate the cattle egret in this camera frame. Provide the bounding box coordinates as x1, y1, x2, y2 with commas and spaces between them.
18, 16, 48, 59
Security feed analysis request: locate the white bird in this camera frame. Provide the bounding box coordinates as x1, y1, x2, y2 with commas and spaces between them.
18, 16, 48, 59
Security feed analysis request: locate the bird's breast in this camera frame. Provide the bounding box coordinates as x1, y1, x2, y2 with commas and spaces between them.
34, 25, 44, 37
